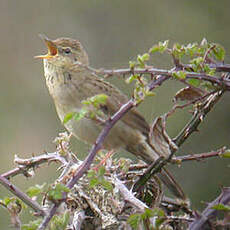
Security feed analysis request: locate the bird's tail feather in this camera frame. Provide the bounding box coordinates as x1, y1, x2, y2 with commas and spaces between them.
159, 168, 186, 200
126, 142, 186, 200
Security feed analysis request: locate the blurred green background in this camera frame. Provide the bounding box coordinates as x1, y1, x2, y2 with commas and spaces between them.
0, 0, 230, 228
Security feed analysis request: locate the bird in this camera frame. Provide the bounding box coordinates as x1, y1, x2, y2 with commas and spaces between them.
35, 35, 185, 199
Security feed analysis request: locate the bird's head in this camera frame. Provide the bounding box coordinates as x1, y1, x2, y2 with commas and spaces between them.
35, 34, 89, 68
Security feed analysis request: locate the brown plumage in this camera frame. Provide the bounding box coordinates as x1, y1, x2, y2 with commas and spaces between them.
36, 35, 185, 199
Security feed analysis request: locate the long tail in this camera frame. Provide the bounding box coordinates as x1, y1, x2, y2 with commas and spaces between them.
126, 142, 186, 200
159, 168, 186, 200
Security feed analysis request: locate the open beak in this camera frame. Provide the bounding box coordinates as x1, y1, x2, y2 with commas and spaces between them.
34, 34, 58, 59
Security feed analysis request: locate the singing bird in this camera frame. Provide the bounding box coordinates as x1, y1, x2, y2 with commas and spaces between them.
36, 35, 185, 199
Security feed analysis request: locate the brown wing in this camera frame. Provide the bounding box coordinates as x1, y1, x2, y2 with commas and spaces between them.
78, 73, 150, 136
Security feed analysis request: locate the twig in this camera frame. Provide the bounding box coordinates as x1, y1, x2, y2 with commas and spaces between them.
173, 90, 224, 147
172, 147, 226, 163
133, 90, 224, 198
99, 68, 230, 89
202, 44, 216, 65
210, 63, 230, 72
1, 152, 68, 179
132, 157, 164, 193
0, 175, 46, 216
166, 90, 218, 118
78, 62, 230, 89
114, 176, 148, 212
167, 215, 194, 222
71, 210, 85, 230
161, 196, 193, 215
189, 187, 230, 230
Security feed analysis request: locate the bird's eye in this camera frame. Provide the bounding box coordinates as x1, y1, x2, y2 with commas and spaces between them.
64, 48, 71, 54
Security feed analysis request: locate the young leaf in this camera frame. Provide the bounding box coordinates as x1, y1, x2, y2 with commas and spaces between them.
213, 44, 225, 61
50, 212, 70, 230
98, 166, 106, 177
73, 108, 88, 121
149, 45, 160, 54
63, 112, 75, 124
141, 53, 150, 62
126, 74, 138, 84
22, 219, 42, 230
48, 183, 70, 201
150, 40, 169, 54
26, 183, 46, 198
187, 79, 201, 87
172, 71, 186, 79
158, 40, 169, 52
129, 60, 137, 69
101, 179, 113, 191
127, 213, 142, 229
212, 204, 230, 211
89, 178, 99, 187
222, 149, 230, 158
92, 94, 108, 106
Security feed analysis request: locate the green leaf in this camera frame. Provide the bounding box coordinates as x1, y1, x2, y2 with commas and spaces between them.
222, 149, 230, 158
213, 44, 225, 61
203, 64, 211, 73
87, 169, 96, 178
155, 217, 165, 228
137, 55, 145, 68
98, 166, 106, 177
149, 45, 160, 54
82, 94, 108, 108
22, 219, 42, 230
141, 208, 165, 219
56, 183, 70, 193
126, 74, 138, 84
159, 40, 169, 52
188, 79, 201, 87
73, 108, 88, 121
48, 183, 70, 201
190, 57, 204, 65
145, 90, 155, 97
63, 112, 75, 124
208, 68, 216, 76
101, 179, 113, 191
129, 60, 136, 69
141, 208, 154, 219
150, 40, 169, 54
172, 71, 186, 79
3, 197, 13, 206
127, 213, 142, 229
141, 53, 150, 62
89, 178, 99, 187
26, 183, 46, 197
92, 94, 108, 106
50, 212, 70, 230
212, 204, 230, 211
185, 42, 198, 57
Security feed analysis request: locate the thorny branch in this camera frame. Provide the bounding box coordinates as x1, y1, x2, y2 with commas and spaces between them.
172, 147, 227, 163
38, 62, 229, 229
0, 153, 70, 218
189, 187, 230, 230
1, 56, 230, 228
1, 152, 68, 179
173, 90, 224, 147
85, 64, 230, 89
0, 175, 46, 216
